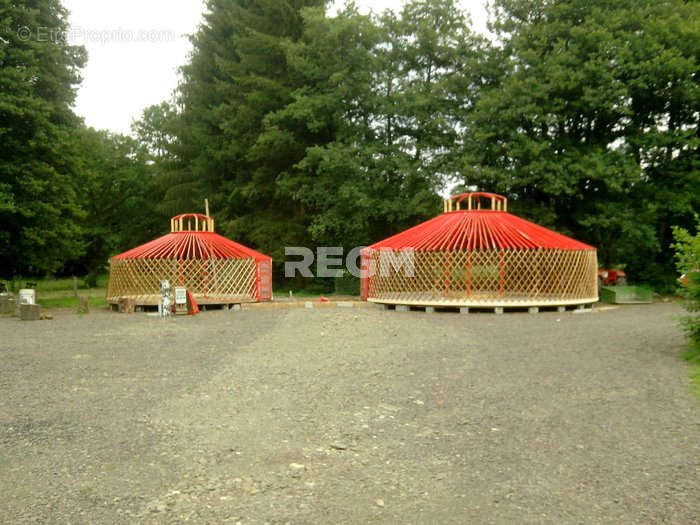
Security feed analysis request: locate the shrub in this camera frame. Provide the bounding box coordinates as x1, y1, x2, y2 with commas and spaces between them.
672, 218, 700, 386
334, 270, 360, 296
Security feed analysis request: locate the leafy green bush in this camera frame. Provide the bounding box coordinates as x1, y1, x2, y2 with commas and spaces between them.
672, 218, 700, 389
334, 271, 360, 296
304, 279, 335, 296
83, 272, 100, 289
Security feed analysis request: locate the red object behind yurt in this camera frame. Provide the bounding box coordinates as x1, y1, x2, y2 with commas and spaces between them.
107, 213, 272, 307
361, 193, 598, 308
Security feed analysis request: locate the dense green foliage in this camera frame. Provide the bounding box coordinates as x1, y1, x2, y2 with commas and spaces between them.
0, 0, 87, 275
464, 0, 699, 287
263, 1, 485, 251
673, 219, 700, 390
0, 1, 158, 278
72, 128, 159, 277
673, 219, 700, 344
1, 0, 698, 291
159, 0, 329, 263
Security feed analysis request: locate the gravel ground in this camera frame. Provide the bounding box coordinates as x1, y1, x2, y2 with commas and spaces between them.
0, 303, 698, 524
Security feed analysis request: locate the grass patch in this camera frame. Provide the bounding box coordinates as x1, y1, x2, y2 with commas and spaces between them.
682, 342, 700, 397
274, 288, 360, 299
3, 275, 109, 310
39, 292, 108, 310
4, 275, 108, 293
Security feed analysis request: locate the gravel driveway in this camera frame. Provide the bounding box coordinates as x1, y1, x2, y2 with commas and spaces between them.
0, 303, 698, 524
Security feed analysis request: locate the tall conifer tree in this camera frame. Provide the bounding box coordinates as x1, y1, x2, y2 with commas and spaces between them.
0, 0, 87, 275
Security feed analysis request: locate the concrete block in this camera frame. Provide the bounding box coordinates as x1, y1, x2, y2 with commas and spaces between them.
396, 305, 410, 312
20, 303, 41, 321
118, 297, 135, 314
376, 303, 390, 311
304, 301, 314, 309
0, 294, 13, 314
425, 306, 436, 314
528, 307, 539, 314
494, 307, 504, 315
460, 307, 470, 314
557, 306, 566, 313
232, 304, 242, 311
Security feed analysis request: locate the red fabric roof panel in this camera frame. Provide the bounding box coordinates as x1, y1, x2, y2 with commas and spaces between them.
112, 231, 271, 261
368, 210, 594, 251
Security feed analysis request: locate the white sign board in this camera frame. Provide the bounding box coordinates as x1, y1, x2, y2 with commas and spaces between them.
175, 287, 187, 306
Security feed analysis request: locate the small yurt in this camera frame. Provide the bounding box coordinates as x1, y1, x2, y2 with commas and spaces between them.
361, 192, 598, 309
107, 212, 272, 307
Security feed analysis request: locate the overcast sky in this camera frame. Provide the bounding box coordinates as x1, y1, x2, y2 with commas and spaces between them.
63, 0, 489, 135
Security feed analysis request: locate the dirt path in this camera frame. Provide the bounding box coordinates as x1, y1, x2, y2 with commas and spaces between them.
0, 304, 698, 524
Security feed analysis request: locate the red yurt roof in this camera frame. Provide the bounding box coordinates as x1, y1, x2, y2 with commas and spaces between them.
112, 213, 270, 261
368, 193, 593, 251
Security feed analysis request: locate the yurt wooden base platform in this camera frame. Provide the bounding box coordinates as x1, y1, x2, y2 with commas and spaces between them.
368, 292, 598, 310
371, 295, 597, 314
107, 294, 259, 308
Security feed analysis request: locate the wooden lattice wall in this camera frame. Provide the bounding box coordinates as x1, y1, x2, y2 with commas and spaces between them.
107, 257, 270, 305
363, 248, 598, 307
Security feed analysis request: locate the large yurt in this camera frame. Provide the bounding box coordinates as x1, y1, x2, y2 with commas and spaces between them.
361, 192, 598, 309
107, 212, 272, 307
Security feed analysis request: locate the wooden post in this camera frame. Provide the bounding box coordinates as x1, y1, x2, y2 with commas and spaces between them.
203, 258, 208, 298
77, 296, 89, 314
466, 252, 472, 297
444, 252, 451, 297
205, 198, 210, 217
499, 251, 505, 296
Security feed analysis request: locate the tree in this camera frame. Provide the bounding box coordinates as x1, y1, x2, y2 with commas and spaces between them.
0, 0, 87, 276
461, 0, 699, 286
131, 101, 176, 162
260, 0, 486, 251
69, 127, 158, 278
167, 0, 327, 263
